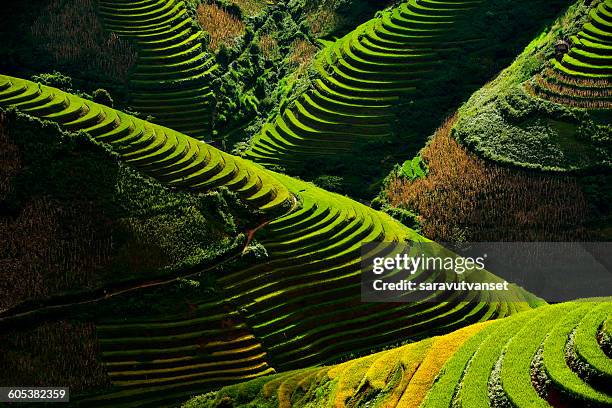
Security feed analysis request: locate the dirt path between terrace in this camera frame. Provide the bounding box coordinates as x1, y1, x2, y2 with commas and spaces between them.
243, 193, 299, 252
244, 220, 271, 251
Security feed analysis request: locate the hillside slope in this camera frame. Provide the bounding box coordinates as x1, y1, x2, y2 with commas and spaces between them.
187, 299, 612, 408
380, 114, 609, 243
454, 0, 611, 171
379, 0, 612, 243
0, 109, 248, 312
0, 73, 542, 406
0, 108, 271, 406
244, 0, 571, 195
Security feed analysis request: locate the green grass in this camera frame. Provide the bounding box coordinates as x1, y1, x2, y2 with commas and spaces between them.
541, 304, 612, 406
574, 303, 612, 381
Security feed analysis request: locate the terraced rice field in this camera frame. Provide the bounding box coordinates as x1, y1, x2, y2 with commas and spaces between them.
218, 172, 539, 372
79, 300, 273, 407
199, 300, 612, 408
99, 0, 217, 139
0, 73, 543, 406
245, 0, 484, 168
529, 0, 612, 108
0, 75, 292, 214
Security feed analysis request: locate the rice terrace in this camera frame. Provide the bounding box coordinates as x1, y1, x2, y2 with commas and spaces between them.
0, 0, 610, 407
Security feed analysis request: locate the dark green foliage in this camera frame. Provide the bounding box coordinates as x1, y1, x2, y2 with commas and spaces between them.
209, 2, 318, 145
383, 206, 420, 231
212, 0, 243, 18
92, 88, 113, 108
3, 114, 119, 209
202, 0, 388, 145
30, 71, 99, 102
313, 175, 344, 192
31, 71, 73, 90
287, 0, 395, 38
579, 174, 612, 237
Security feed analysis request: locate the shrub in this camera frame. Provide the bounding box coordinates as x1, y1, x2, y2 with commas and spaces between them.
383, 206, 420, 230
259, 34, 279, 59
231, 0, 267, 16
307, 8, 340, 37
92, 88, 113, 107
288, 39, 318, 75
313, 175, 344, 192
30, 71, 73, 90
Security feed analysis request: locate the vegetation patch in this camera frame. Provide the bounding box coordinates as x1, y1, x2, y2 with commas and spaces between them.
381, 116, 600, 242
0, 106, 245, 311
31, 0, 136, 84
229, 0, 270, 17
0, 0, 136, 103
198, 3, 246, 52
